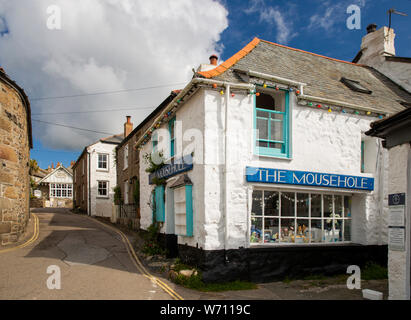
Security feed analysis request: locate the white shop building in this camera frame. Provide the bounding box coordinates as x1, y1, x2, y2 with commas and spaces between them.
136, 38, 411, 282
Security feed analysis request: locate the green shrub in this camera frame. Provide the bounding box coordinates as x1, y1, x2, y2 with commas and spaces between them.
362, 262, 388, 280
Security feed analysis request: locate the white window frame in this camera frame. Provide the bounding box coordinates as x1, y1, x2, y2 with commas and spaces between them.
50, 183, 73, 199
123, 145, 129, 170
250, 189, 352, 246
124, 181, 129, 204
97, 181, 109, 198
97, 153, 109, 171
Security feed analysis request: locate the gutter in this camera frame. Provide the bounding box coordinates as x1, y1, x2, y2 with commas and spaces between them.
134, 78, 254, 148
245, 69, 388, 115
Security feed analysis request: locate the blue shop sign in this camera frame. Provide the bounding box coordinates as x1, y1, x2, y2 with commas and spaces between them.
149, 154, 193, 185
246, 167, 374, 191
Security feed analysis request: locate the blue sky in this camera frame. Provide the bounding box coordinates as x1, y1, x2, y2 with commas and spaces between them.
21, 0, 411, 168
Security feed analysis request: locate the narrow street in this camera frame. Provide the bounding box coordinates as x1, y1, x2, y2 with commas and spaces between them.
0, 208, 181, 300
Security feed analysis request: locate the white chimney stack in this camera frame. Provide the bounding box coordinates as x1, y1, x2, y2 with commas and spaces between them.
357, 24, 396, 65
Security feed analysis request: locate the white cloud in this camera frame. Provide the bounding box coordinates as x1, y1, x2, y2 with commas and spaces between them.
244, 0, 297, 44
307, 0, 366, 32
0, 0, 228, 150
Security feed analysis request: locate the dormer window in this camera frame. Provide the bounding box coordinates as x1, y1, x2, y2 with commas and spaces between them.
341, 77, 372, 94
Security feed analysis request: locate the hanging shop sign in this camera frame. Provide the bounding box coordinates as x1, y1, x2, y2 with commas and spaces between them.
149, 154, 193, 185
245, 167, 374, 191
388, 193, 406, 251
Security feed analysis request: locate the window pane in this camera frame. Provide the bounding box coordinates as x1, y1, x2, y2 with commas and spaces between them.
296, 219, 310, 243
257, 110, 269, 118
323, 195, 333, 224
258, 141, 268, 148
251, 190, 263, 216
280, 218, 295, 243
257, 118, 268, 140
264, 218, 279, 243
270, 119, 283, 141
310, 219, 323, 243
311, 194, 322, 217
264, 191, 279, 216
335, 195, 343, 218
344, 220, 352, 241
250, 217, 262, 244
281, 192, 295, 217
335, 219, 343, 242
297, 193, 309, 217
344, 196, 352, 218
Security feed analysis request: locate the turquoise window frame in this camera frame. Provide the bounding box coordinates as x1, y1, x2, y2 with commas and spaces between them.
154, 185, 165, 222
361, 140, 365, 173
185, 185, 193, 237
169, 117, 176, 158
253, 86, 291, 158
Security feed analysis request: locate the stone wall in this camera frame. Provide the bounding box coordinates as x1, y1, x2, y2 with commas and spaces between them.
0, 77, 30, 245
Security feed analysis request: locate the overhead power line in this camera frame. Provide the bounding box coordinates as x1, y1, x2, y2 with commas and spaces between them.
32, 119, 116, 135
31, 82, 186, 101
32, 106, 155, 116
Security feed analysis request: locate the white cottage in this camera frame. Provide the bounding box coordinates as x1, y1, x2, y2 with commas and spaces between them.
37, 165, 73, 208
136, 37, 411, 282
73, 134, 123, 217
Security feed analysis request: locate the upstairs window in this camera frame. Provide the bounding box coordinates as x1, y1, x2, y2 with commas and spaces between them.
254, 89, 290, 158
97, 153, 108, 170
123, 145, 129, 169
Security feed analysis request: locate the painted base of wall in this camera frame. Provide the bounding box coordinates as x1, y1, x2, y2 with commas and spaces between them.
178, 244, 388, 283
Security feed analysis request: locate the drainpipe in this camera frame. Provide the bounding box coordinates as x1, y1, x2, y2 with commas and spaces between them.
376, 139, 384, 245
88, 150, 91, 216
224, 84, 230, 263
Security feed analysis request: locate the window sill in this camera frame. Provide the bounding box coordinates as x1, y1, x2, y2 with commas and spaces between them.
96, 169, 109, 172
254, 153, 292, 160
96, 196, 109, 199
249, 241, 353, 248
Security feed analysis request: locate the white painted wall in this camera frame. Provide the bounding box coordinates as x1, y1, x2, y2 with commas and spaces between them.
87, 142, 117, 217
388, 144, 410, 300
139, 87, 389, 251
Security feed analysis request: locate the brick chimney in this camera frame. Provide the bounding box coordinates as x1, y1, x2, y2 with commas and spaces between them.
124, 116, 133, 138
209, 54, 218, 66
357, 24, 396, 65
197, 54, 219, 72
51, 162, 54, 169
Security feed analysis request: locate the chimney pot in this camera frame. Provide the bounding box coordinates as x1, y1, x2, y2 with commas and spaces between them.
124, 116, 133, 138
366, 23, 377, 34
209, 54, 218, 66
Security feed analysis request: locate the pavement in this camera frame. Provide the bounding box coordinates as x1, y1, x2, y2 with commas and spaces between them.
0, 208, 182, 300
0, 208, 388, 300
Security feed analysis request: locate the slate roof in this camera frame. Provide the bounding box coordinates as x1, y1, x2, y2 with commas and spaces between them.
198, 38, 411, 114
100, 133, 124, 144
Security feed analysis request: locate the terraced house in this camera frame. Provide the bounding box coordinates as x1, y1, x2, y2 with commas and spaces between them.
73, 133, 123, 217
134, 27, 411, 283
0, 67, 32, 245
115, 92, 179, 228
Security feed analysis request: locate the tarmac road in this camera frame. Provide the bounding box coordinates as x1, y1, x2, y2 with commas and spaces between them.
0, 208, 180, 300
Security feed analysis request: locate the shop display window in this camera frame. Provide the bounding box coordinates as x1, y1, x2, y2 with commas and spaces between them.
250, 190, 352, 245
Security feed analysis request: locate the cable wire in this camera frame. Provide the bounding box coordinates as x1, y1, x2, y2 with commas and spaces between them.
31, 82, 186, 101
32, 119, 116, 135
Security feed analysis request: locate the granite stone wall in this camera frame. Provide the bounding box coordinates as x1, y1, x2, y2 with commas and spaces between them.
0, 78, 30, 245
